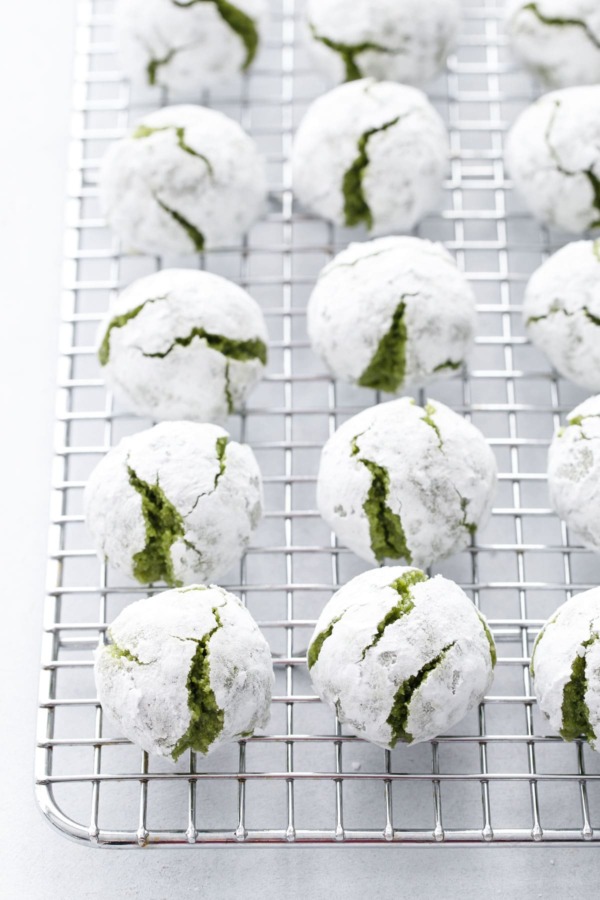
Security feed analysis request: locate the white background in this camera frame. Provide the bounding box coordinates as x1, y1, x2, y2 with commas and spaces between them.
1, 1, 599, 896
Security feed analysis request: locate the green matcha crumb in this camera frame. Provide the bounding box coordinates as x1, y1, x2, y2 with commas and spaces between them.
108, 642, 146, 665
154, 195, 206, 252
351, 435, 412, 564
171, 607, 225, 759
560, 633, 599, 743
133, 124, 214, 174
475, 610, 497, 667
98, 295, 168, 367
519, 3, 600, 51
421, 402, 443, 448
127, 463, 186, 587
307, 614, 344, 670
357, 295, 418, 393
171, 0, 259, 69
387, 642, 456, 746
342, 116, 401, 229
141, 327, 267, 364
360, 570, 428, 660
308, 22, 394, 81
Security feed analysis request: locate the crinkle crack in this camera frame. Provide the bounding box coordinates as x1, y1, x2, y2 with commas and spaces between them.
544, 99, 600, 228
560, 630, 599, 743
153, 194, 206, 252
171, 606, 225, 759
342, 116, 402, 229
351, 433, 412, 563
127, 463, 186, 587
134, 124, 214, 174
357, 294, 417, 393
360, 570, 428, 660
518, 3, 600, 51
98, 295, 168, 366
387, 641, 456, 745
171, 0, 259, 69
308, 22, 395, 81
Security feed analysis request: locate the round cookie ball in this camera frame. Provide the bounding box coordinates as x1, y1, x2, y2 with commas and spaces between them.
305, 0, 460, 87
548, 395, 600, 552
531, 587, 600, 749
523, 240, 600, 392
84, 421, 263, 587
95, 585, 274, 760
317, 398, 497, 568
307, 236, 476, 393
291, 78, 448, 235
116, 0, 267, 93
97, 268, 268, 424
99, 104, 267, 255
506, 86, 600, 234
308, 566, 496, 747
506, 1, 600, 89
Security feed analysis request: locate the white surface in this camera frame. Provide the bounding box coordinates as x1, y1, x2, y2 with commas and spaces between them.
1, 1, 599, 896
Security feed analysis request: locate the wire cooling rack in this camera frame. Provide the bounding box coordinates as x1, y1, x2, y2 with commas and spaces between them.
36, 0, 600, 848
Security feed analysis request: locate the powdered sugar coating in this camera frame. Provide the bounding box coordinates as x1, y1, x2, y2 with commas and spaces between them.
116, 0, 267, 93
100, 104, 267, 255
305, 0, 459, 87
308, 567, 495, 747
505, 86, 600, 234
291, 79, 449, 234
317, 398, 497, 569
95, 585, 274, 759
307, 236, 476, 391
531, 587, 600, 749
548, 395, 600, 553
506, 0, 600, 89
98, 268, 269, 424
523, 241, 600, 392
84, 421, 263, 585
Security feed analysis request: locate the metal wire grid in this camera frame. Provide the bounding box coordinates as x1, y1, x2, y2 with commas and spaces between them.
35, 0, 600, 848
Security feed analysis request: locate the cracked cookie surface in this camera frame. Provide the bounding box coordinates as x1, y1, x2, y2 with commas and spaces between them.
548, 394, 600, 554
316, 397, 497, 569
84, 421, 263, 586
531, 586, 600, 750
95, 585, 274, 760
99, 104, 267, 255
116, 0, 267, 93
506, 86, 600, 233
506, 0, 600, 89
291, 78, 448, 234
307, 236, 476, 393
307, 566, 496, 747
523, 240, 600, 392
97, 268, 268, 424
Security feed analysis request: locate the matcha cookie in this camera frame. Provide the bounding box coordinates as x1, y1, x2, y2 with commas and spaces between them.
305, 0, 459, 87
95, 585, 274, 760
506, 0, 600, 89
117, 0, 267, 93
291, 78, 448, 235
100, 104, 267, 255
523, 240, 600, 392
548, 395, 600, 553
531, 587, 600, 750
307, 236, 476, 393
506, 86, 600, 234
97, 268, 268, 424
308, 566, 496, 747
317, 397, 497, 569
85, 421, 263, 586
